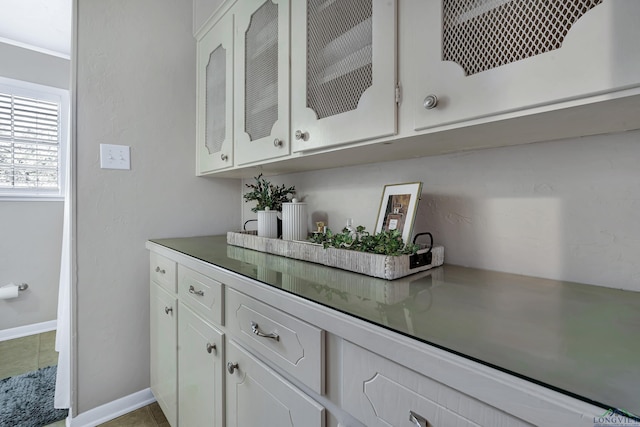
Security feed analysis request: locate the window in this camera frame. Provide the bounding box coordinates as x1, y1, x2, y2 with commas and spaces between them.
0, 77, 69, 199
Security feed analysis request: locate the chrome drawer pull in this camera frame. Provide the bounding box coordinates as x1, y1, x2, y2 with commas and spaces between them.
409, 411, 429, 427
155, 266, 166, 274
188, 285, 204, 296
227, 362, 239, 374
250, 321, 279, 341
206, 343, 216, 354
164, 306, 173, 315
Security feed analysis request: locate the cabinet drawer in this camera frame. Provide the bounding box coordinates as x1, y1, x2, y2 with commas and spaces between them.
150, 252, 177, 293
342, 341, 532, 427
178, 265, 224, 326
226, 288, 325, 394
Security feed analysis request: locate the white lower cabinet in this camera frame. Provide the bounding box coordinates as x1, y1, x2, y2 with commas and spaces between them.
148, 245, 606, 427
226, 339, 326, 427
150, 283, 178, 427
178, 303, 224, 427
342, 341, 531, 427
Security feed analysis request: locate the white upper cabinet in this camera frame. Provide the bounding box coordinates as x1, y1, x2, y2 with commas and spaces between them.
290, 0, 397, 153
235, 0, 291, 165
410, 0, 640, 131
196, 13, 234, 174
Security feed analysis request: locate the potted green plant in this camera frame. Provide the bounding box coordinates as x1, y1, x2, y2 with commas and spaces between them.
244, 174, 296, 238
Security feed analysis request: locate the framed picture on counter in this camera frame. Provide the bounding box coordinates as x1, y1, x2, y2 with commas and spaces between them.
374, 182, 422, 244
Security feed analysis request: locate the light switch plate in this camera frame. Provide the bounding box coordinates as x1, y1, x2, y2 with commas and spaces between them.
100, 144, 131, 170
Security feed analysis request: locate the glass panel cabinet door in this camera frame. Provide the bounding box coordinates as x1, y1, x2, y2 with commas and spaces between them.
291, 0, 397, 153
410, 0, 640, 132
197, 14, 234, 174
235, 0, 290, 165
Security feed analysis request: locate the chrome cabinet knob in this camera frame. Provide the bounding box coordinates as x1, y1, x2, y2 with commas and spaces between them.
164, 306, 173, 315
273, 138, 283, 147
220, 153, 228, 161
294, 130, 308, 141
206, 343, 216, 354
227, 362, 239, 374
423, 94, 438, 110
155, 266, 165, 274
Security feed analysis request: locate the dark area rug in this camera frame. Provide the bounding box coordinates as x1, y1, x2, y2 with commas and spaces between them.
0, 366, 68, 427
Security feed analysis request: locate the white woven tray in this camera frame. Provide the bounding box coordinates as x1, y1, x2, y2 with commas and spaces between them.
226, 231, 444, 280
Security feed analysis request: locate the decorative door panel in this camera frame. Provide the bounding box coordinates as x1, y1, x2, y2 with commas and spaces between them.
197, 14, 234, 174
291, 0, 397, 153
225, 340, 325, 427
178, 304, 224, 427
412, 0, 640, 131
235, 0, 290, 165
150, 284, 177, 427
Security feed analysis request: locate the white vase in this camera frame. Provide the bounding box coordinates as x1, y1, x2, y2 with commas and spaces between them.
282, 199, 308, 241
257, 209, 278, 238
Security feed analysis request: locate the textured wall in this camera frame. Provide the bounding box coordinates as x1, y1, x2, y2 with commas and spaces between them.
243, 129, 640, 292
0, 43, 69, 332
75, 0, 240, 414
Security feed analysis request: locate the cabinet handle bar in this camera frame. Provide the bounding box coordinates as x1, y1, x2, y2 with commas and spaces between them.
250, 321, 279, 341
188, 285, 204, 296
409, 410, 429, 427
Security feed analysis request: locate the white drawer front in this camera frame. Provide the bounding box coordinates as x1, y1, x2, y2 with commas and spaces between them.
342, 341, 532, 427
178, 265, 224, 325
226, 288, 325, 394
150, 252, 177, 293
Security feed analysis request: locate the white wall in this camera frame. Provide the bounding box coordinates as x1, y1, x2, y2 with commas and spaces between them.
0, 42, 69, 332
0, 42, 69, 89
75, 0, 240, 414
0, 202, 64, 329
243, 129, 640, 292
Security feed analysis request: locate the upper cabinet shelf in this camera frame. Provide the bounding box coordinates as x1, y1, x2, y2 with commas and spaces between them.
195, 0, 640, 178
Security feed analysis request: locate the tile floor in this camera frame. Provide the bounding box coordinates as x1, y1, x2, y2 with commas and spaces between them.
1, 332, 168, 427
0, 330, 58, 380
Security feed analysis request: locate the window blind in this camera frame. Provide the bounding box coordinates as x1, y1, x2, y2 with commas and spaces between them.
0, 92, 61, 192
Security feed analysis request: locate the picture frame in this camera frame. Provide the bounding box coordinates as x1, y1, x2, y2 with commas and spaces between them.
374, 182, 423, 243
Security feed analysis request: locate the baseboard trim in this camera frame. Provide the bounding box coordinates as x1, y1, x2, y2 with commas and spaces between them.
0, 320, 57, 341
68, 388, 155, 427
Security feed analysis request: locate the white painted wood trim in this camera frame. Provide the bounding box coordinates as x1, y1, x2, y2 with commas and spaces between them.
68, 388, 155, 427
0, 320, 57, 341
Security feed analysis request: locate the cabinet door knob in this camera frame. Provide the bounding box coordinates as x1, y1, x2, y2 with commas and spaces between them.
423, 94, 438, 110
227, 362, 239, 374
164, 306, 173, 315
273, 138, 283, 147
294, 130, 308, 141
409, 410, 429, 427
251, 321, 279, 341
206, 342, 216, 354
188, 285, 204, 296
155, 266, 166, 274
220, 153, 228, 161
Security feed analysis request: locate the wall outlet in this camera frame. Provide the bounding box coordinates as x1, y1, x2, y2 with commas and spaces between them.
100, 144, 131, 170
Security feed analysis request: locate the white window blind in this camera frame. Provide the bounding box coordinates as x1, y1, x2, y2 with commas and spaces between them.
0, 78, 67, 198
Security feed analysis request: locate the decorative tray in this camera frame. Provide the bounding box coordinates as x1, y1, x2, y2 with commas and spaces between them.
226, 231, 444, 280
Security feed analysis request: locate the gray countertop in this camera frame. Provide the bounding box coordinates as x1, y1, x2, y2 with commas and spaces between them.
150, 235, 640, 417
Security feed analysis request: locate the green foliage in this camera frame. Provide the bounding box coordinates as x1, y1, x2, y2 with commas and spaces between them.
243, 174, 296, 212
308, 225, 419, 256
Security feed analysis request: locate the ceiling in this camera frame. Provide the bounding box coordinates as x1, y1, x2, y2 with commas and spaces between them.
0, 0, 72, 58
